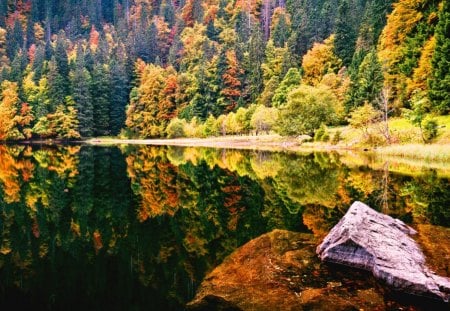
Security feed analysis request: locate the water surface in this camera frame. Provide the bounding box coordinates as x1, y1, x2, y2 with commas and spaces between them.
0, 144, 448, 310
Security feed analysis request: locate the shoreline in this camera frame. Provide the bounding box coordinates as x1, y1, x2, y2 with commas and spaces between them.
85, 135, 353, 152
3, 135, 450, 162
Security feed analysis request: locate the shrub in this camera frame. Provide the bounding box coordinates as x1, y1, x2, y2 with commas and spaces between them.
166, 118, 187, 138
423, 119, 438, 142
314, 124, 329, 142
331, 130, 341, 145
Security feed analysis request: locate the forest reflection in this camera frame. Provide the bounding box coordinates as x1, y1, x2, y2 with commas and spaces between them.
0, 144, 448, 309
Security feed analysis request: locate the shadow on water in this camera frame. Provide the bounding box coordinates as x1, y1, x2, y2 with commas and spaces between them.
0, 144, 448, 310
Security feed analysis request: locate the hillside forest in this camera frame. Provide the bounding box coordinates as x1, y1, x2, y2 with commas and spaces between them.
0, 0, 449, 141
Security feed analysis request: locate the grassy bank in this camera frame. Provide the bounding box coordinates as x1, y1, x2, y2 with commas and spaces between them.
375, 144, 450, 162
88, 116, 450, 160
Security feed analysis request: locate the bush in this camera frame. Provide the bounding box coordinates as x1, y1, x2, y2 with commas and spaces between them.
314, 124, 329, 142
423, 119, 438, 142
331, 130, 341, 145
166, 118, 187, 138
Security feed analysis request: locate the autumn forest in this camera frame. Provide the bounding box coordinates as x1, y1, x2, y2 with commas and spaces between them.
0, 0, 449, 141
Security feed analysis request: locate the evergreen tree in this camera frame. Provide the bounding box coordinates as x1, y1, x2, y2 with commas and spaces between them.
272, 67, 301, 107
9, 51, 26, 83
31, 0, 46, 23
272, 9, 291, 48
109, 55, 130, 135
54, 32, 70, 95
6, 19, 24, 59
428, 0, 450, 114
160, 0, 176, 28
47, 58, 67, 110
334, 1, 357, 67
346, 50, 383, 111
91, 64, 111, 136
71, 45, 93, 137
0, 1, 6, 28
235, 11, 252, 43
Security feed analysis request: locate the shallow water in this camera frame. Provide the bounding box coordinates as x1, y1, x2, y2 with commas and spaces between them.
0, 144, 448, 310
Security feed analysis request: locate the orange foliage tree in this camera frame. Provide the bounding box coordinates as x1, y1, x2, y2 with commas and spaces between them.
219, 50, 243, 113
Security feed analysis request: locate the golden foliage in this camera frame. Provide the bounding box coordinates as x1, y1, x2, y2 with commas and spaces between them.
407, 35, 436, 96
302, 35, 342, 86
125, 147, 181, 221
0, 145, 34, 203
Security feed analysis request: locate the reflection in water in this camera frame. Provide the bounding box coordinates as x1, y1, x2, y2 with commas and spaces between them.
0, 144, 448, 309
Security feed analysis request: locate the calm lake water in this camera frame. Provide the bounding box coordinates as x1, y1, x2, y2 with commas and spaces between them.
0, 144, 448, 310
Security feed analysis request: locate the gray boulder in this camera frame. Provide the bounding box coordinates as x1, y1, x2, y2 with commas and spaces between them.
317, 201, 450, 302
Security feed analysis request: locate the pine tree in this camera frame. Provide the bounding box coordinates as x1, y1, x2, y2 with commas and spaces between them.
91, 64, 111, 136
0, 1, 6, 28
218, 50, 243, 114
272, 67, 301, 107
6, 19, 24, 59
160, 0, 175, 28
109, 53, 130, 135
54, 31, 70, 96
346, 50, 384, 111
428, 0, 450, 114
271, 8, 291, 48
334, 1, 357, 67
47, 58, 67, 110
245, 26, 265, 102
71, 45, 93, 137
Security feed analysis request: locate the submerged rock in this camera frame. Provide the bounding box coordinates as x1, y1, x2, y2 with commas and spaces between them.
188, 229, 419, 310
317, 201, 450, 302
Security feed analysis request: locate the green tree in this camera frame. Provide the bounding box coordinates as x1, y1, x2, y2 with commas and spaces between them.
91, 64, 111, 136
347, 50, 384, 111
277, 85, 337, 136
109, 52, 130, 136
334, 1, 357, 67
348, 102, 381, 139
71, 45, 93, 137
245, 26, 265, 102
251, 104, 278, 135
272, 68, 301, 107
406, 92, 438, 143
271, 8, 291, 48
54, 32, 70, 94
428, 0, 450, 114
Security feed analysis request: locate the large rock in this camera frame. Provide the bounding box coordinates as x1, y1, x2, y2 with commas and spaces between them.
317, 201, 450, 302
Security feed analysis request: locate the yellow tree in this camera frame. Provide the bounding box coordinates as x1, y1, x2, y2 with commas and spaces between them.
0, 81, 31, 140
407, 36, 436, 98
377, 0, 434, 108
126, 62, 168, 137
301, 35, 342, 86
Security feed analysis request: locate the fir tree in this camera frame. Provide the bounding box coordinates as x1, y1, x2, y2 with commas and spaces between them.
334, 1, 357, 67
109, 56, 130, 135
91, 64, 111, 136
428, 0, 450, 114
71, 45, 93, 137
6, 19, 24, 59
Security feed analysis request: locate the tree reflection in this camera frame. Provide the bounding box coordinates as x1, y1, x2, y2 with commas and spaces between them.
402, 169, 450, 226
0, 144, 448, 309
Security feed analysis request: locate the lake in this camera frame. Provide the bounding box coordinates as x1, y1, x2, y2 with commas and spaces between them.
0, 144, 448, 310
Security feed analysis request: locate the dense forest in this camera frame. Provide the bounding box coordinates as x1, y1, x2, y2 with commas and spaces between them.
0, 0, 448, 140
